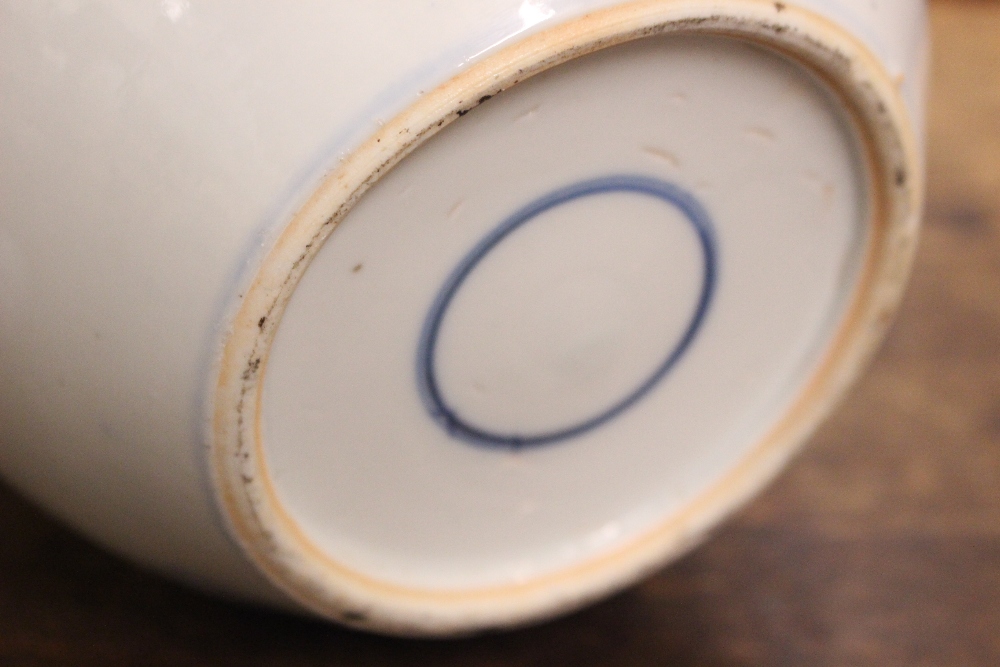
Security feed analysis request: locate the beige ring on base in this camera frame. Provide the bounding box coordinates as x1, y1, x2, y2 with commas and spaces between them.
211, 0, 922, 636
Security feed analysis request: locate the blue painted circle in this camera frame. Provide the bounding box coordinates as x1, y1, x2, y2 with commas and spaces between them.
417, 175, 717, 449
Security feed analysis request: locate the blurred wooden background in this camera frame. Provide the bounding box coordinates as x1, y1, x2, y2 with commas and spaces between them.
2, 2, 999, 664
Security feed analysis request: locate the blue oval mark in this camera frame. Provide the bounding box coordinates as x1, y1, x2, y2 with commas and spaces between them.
417, 175, 718, 449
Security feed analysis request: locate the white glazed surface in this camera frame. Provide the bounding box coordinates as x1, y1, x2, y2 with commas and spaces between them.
0, 0, 926, 631
263, 35, 866, 592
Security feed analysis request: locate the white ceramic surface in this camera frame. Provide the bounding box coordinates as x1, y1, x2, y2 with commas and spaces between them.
0, 0, 926, 635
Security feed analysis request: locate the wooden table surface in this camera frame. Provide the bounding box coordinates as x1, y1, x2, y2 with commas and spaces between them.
3, 2, 999, 664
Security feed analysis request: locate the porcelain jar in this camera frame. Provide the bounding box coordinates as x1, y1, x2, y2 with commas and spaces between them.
0, 0, 926, 635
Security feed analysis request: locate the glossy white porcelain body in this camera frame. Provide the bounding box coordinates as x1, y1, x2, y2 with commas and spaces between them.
0, 0, 925, 635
